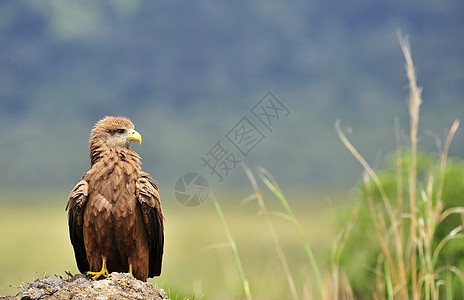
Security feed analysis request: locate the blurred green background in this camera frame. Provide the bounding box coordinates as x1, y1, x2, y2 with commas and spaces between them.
0, 1, 463, 299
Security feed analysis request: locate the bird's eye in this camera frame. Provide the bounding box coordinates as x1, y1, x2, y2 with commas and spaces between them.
116, 129, 125, 134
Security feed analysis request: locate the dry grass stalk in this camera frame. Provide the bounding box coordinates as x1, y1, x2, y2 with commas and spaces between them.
241, 163, 299, 300
257, 166, 324, 295
336, 120, 409, 299
398, 31, 423, 300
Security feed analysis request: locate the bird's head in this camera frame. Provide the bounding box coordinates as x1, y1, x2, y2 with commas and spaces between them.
90, 116, 142, 149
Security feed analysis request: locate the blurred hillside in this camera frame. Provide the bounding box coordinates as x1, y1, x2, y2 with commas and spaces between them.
0, 1, 463, 197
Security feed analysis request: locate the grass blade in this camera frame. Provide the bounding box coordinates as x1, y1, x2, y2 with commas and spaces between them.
257, 166, 324, 295
210, 192, 252, 300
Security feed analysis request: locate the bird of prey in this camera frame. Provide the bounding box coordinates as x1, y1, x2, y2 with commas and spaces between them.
66, 116, 164, 281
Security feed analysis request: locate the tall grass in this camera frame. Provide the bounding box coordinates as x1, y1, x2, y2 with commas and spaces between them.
256, 166, 359, 300
241, 164, 326, 299
212, 33, 463, 299
242, 163, 299, 300
335, 33, 463, 299
241, 163, 356, 299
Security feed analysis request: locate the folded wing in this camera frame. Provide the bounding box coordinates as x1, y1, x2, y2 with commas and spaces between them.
66, 179, 90, 274
136, 171, 164, 277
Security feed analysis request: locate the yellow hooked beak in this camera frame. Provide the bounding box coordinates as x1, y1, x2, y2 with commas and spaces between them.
122, 129, 142, 144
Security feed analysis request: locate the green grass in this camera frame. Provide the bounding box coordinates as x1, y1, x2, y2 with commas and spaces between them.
0, 201, 73, 290
0, 192, 336, 299
331, 33, 464, 300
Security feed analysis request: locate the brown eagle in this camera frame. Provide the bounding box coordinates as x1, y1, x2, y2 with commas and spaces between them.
66, 116, 164, 281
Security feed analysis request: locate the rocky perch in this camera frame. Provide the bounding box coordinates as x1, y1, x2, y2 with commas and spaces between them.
1, 273, 168, 300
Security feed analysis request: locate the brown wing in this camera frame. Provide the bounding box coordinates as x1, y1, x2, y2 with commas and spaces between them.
136, 171, 164, 277
65, 179, 90, 274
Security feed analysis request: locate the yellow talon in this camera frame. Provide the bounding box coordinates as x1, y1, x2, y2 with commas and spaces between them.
87, 257, 109, 279
128, 264, 133, 275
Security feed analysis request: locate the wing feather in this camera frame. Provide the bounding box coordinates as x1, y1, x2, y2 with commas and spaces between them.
136, 171, 164, 277
65, 179, 90, 274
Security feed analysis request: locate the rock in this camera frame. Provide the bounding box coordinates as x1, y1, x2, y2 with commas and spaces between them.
1, 273, 168, 300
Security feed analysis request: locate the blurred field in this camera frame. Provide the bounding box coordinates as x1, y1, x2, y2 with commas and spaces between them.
0, 190, 339, 299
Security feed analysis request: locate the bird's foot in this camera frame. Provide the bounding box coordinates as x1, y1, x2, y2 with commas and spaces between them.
87, 257, 109, 280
